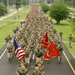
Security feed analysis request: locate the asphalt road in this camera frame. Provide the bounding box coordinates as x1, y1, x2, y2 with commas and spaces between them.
0, 45, 75, 75
0, 5, 75, 75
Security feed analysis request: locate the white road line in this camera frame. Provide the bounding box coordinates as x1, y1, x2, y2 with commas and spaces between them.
0, 7, 29, 60
0, 49, 7, 59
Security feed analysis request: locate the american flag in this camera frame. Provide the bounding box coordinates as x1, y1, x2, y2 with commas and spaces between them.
14, 39, 26, 60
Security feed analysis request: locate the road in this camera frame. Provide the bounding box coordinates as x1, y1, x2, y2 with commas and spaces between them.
0, 42, 75, 75
0, 5, 75, 75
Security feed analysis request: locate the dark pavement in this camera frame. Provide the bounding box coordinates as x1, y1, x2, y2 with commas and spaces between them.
0, 7, 75, 75
0, 46, 75, 75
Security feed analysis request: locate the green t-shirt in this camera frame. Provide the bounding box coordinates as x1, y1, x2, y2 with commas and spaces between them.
7, 47, 12, 53
25, 51, 30, 58
32, 71, 41, 75
18, 68, 28, 75
39, 67, 44, 72
35, 50, 43, 57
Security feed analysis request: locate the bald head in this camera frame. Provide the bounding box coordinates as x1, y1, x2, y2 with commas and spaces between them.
35, 67, 39, 72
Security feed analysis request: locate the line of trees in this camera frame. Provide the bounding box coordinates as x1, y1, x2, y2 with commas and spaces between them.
0, 0, 30, 16
40, 2, 69, 24
53, 0, 75, 7
62, 0, 75, 6
0, 2, 7, 16
40, 1, 75, 41
46, 0, 75, 7
0, 0, 29, 6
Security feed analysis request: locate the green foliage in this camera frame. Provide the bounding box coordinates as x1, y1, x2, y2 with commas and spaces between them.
40, 2, 49, 13
23, 0, 29, 6
0, 7, 31, 48
57, 0, 75, 7
39, 0, 44, 3
44, 11, 75, 55
47, 0, 50, 3
16, 0, 21, 8
62, 0, 75, 7
0, 2, 7, 16
49, 2, 69, 24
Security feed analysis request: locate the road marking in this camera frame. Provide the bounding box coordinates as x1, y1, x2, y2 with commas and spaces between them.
0, 49, 7, 59
63, 51, 75, 74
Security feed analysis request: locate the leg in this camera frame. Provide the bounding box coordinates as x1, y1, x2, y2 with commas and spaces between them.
58, 56, 61, 64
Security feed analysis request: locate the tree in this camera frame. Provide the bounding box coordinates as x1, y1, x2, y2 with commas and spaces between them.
49, 2, 69, 24
0, 2, 7, 16
40, 2, 49, 13
39, 0, 44, 3
47, 0, 50, 4
16, 0, 21, 7
23, 0, 29, 6
58, 0, 75, 6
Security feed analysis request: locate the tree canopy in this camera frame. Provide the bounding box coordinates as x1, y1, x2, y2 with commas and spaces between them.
49, 2, 69, 24
0, 0, 29, 6
0, 2, 7, 16
40, 2, 49, 13
54, 0, 75, 6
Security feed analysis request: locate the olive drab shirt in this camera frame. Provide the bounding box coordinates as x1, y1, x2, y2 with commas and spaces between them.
69, 36, 73, 41
58, 46, 63, 51
25, 50, 30, 58
35, 50, 43, 58
59, 32, 63, 36
35, 62, 43, 67
17, 68, 28, 75
7, 42, 13, 53
39, 67, 44, 72
32, 71, 42, 75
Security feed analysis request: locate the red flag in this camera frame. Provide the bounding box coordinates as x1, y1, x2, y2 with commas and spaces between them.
44, 50, 50, 60
48, 41, 60, 57
40, 31, 48, 49
43, 31, 48, 42
44, 41, 60, 60
41, 38, 48, 49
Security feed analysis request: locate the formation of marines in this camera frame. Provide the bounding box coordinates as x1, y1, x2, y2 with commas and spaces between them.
5, 3, 73, 75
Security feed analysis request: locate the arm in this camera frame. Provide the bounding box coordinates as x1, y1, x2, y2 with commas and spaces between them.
26, 72, 29, 75
16, 71, 19, 75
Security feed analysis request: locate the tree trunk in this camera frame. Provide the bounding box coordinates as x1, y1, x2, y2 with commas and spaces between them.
57, 20, 60, 25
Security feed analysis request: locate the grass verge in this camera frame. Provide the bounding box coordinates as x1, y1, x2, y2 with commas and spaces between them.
0, 6, 31, 48
44, 13, 75, 56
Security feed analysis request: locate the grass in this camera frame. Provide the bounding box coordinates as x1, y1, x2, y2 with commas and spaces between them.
54, 21, 75, 55
0, 6, 31, 48
44, 13, 75, 56
54, 20, 72, 41
4, 6, 31, 21
0, 6, 16, 18
64, 42, 75, 56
